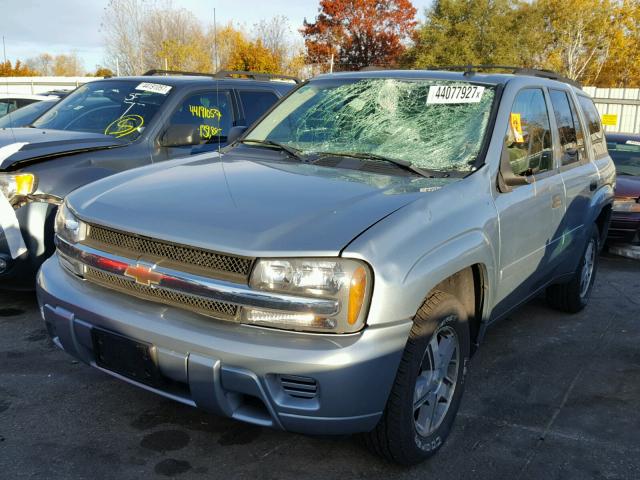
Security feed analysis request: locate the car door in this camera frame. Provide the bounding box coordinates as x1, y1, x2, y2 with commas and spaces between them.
548, 88, 600, 274
493, 87, 565, 318
158, 89, 237, 159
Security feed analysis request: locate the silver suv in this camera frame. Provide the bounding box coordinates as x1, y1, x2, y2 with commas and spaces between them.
37, 68, 615, 465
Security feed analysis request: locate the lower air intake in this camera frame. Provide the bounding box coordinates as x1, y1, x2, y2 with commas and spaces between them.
280, 375, 318, 399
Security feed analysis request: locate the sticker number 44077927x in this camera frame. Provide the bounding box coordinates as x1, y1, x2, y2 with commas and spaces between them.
427, 85, 485, 105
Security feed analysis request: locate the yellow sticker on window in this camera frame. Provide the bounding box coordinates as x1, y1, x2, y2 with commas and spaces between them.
601, 113, 618, 126
510, 113, 525, 143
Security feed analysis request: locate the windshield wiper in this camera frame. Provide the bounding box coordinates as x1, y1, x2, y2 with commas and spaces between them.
240, 139, 306, 162
313, 151, 457, 178
617, 171, 636, 176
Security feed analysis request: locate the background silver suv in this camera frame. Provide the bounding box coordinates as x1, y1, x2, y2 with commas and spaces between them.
37, 68, 615, 465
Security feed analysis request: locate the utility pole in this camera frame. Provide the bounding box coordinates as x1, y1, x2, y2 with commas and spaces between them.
2, 36, 6, 64
329, 53, 334, 74
116, 58, 120, 77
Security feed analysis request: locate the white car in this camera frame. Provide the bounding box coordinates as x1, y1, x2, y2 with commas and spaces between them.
0, 93, 58, 118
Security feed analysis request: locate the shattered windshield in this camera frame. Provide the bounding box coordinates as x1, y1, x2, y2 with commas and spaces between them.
247, 78, 497, 172
32, 80, 172, 141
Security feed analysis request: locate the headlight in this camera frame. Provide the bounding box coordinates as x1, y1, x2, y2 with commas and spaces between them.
0, 173, 37, 203
246, 258, 372, 334
54, 202, 87, 244
613, 198, 640, 213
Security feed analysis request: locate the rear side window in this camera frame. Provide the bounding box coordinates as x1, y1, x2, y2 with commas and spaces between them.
16, 99, 38, 109
239, 90, 278, 126
169, 90, 234, 140
549, 89, 586, 166
578, 96, 607, 159
504, 89, 553, 177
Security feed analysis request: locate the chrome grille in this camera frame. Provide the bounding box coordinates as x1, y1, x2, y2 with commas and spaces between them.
85, 267, 239, 320
85, 224, 253, 281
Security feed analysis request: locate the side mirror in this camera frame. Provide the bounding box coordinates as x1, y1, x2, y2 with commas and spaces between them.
227, 126, 248, 144
160, 124, 201, 147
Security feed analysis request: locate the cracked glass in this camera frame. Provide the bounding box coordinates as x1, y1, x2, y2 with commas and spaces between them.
248, 78, 497, 172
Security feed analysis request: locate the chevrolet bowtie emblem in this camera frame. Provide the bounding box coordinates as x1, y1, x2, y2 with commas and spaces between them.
124, 264, 163, 286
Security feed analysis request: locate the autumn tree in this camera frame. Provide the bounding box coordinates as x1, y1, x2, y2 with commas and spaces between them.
302, 0, 418, 71
0, 60, 39, 76
592, 1, 640, 87
94, 67, 115, 77
227, 38, 280, 73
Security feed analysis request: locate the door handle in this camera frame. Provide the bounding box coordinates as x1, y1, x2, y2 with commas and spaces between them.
590, 180, 597, 192
551, 194, 562, 209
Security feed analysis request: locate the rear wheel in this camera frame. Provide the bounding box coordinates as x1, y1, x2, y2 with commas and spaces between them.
546, 224, 599, 313
364, 291, 470, 465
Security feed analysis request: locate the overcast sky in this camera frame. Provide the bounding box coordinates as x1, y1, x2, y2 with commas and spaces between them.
2, 0, 433, 72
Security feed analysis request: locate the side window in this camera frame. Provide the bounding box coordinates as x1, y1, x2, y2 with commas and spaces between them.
0, 99, 17, 116
169, 91, 234, 141
504, 89, 553, 177
578, 96, 607, 159
17, 99, 38, 109
549, 89, 586, 166
238, 90, 279, 126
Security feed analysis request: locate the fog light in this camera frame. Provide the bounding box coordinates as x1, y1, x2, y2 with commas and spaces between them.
0, 256, 7, 273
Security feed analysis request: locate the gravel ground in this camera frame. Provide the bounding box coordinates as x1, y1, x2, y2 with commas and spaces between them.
1, 255, 639, 479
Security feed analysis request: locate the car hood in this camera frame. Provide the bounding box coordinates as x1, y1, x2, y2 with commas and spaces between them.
0, 128, 124, 171
615, 175, 640, 198
68, 152, 453, 257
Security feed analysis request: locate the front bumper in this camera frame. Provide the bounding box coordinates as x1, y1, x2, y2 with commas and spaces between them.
37, 255, 412, 435
608, 212, 640, 244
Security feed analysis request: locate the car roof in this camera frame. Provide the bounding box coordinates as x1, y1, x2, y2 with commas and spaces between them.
605, 132, 640, 142
314, 69, 583, 92
95, 75, 295, 91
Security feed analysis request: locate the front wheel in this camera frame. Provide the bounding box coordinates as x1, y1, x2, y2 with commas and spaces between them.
364, 291, 470, 465
546, 224, 600, 313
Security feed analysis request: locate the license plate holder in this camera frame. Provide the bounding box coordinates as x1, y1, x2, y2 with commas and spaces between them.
92, 328, 163, 387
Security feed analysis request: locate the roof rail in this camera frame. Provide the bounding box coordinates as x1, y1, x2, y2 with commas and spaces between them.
143, 69, 212, 77
143, 69, 300, 84
213, 70, 300, 84
425, 65, 582, 89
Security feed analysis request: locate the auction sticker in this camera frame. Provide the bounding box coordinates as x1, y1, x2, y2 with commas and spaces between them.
135, 82, 172, 95
427, 85, 485, 104
626, 140, 640, 146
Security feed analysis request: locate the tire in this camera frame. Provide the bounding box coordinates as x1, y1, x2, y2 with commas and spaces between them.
546, 224, 600, 313
364, 290, 471, 465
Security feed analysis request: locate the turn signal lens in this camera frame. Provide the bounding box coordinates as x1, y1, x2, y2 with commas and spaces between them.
348, 266, 367, 325
14, 174, 36, 196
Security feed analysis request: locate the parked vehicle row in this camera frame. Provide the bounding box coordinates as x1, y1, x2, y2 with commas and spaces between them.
606, 133, 640, 244
1, 67, 619, 465
0, 70, 297, 288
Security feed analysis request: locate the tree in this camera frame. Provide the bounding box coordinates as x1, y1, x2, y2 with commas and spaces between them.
26, 53, 54, 76
591, 1, 640, 86
405, 0, 535, 68
94, 67, 115, 77
142, 6, 212, 72
101, 0, 147, 75
0, 60, 39, 76
52, 53, 84, 76
302, 0, 418, 71
405, 0, 640, 86
227, 38, 280, 73
536, 0, 618, 81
